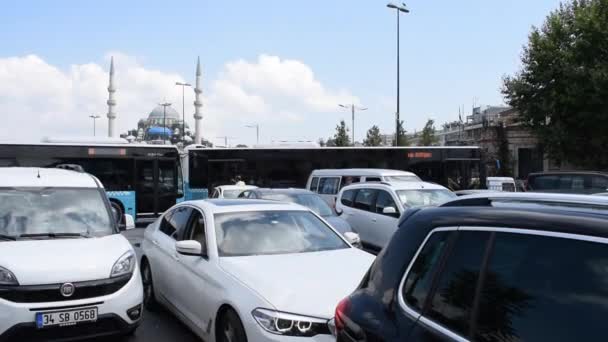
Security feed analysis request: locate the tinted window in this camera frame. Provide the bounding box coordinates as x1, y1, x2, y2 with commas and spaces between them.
159, 211, 175, 236
354, 189, 377, 211
427, 231, 491, 337
474, 232, 608, 342
213, 210, 348, 256
375, 190, 398, 214
340, 176, 360, 189
160, 207, 191, 239
403, 231, 451, 312
341, 189, 356, 207
318, 177, 341, 195
592, 176, 608, 191
310, 177, 319, 191
366, 177, 381, 182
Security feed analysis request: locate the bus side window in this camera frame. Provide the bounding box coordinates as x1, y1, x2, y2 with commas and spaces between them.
310, 177, 320, 192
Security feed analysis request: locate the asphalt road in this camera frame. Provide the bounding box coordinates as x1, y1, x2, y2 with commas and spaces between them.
95, 229, 201, 342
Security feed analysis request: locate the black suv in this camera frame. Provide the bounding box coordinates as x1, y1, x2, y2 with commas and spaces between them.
335, 205, 608, 342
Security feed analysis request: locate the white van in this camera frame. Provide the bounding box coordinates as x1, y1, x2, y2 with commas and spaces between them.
487, 177, 517, 192
306, 169, 421, 205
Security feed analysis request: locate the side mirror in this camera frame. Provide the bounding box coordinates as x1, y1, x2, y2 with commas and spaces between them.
124, 214, 135, 230
382, 207, 397, 215
344, 232, 361, 247
335, 207, 343, 215
176, 240, 203, 256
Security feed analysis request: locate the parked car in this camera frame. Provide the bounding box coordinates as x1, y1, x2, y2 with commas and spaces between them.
306, 169, 421, 206
526, 171, 608, 194
335, 181, 455, 253
140, 199, 374, 342
210, 184, 258, 199
0, 167, 142, 341
335, 200, 608, 342
245, 188, 361, 247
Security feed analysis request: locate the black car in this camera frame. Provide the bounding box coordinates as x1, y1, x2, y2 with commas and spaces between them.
335, 205, 608, 342
526, 171, 608, 194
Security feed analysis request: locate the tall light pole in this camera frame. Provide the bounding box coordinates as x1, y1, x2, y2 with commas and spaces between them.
245, 124, 260, 145
339, 104, 367, 146
175, 82, 191, 142
159, 102, 172, 144
216, 136, 236, 148
387, 2, 410, 146
89, 114, 100, 136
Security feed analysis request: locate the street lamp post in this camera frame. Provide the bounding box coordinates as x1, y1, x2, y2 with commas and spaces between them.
387, 2, 410, 146
159, 102, 172, 144
175, 82, 192, 142
245, 124, 260, 145
339, 104, 367, 146
89, 114, 100, 136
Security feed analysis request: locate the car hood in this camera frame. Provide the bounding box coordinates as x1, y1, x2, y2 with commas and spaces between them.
0, 234, 132, 285
323, 216, 353, 235
219, 248, 374, 319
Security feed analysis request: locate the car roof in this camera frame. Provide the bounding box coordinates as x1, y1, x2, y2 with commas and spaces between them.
528, 171, 608, 176
441, 192, 608, 207
342, 181, 448, 192
310, 169, 418, 177
215, 185, 258, 191
253, 188, 314, 195
185, 199, 309, 214
0, 167, 100, 188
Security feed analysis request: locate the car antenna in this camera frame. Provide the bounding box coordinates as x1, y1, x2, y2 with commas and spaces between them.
37, 169, 41, 179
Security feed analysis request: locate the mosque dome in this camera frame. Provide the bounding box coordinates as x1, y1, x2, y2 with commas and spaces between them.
148, 105, 180, 121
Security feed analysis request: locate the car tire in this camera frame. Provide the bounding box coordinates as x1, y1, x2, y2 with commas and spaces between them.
141, 260, 159, 311
218, 308, 248, 342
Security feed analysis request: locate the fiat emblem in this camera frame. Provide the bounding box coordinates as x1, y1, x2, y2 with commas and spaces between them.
60, 283, 75, 298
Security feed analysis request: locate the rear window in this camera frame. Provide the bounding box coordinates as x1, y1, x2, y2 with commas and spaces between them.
474, 232, 608, 342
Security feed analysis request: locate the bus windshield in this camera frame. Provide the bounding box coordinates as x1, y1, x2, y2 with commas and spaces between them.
0, 188, 114, 239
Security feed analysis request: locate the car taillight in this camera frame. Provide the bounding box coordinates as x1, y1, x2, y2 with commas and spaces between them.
334, 297, 350, 333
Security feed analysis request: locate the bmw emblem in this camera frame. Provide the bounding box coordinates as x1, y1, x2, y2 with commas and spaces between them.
60, 283, 75, 298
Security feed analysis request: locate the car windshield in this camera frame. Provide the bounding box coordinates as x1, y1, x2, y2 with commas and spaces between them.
384, 175, 421, 182
223, 190, 245, 199
214, 210, 348, 256
260, 193, 334, 217
0, 187, 113, 239
396, 189, 456, 207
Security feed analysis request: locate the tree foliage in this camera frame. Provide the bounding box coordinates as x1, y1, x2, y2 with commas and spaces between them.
419, 119, 438, 146
363, 125, 383, 146
394, 120, 409, 146
502, 0, 608, 169
333, 120, 351, 147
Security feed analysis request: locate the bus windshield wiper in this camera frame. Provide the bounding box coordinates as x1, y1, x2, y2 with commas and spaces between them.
18, 233, 89, 239
0, 234, 17, 241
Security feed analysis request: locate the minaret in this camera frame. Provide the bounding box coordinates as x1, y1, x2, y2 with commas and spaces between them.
193, 57, 203, 145
107, 57, 117, 138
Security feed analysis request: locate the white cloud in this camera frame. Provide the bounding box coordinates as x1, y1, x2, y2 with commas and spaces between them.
0, 53, 358, 145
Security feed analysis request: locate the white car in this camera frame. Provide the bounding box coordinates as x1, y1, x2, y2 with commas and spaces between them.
336, 181, 456, 252
140, 199, 374, 342
0, 167, 142, 340
210, 185, 258, 199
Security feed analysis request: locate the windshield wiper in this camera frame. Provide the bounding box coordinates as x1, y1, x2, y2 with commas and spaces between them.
0, 234, 17, 241
18, 233, 89, 239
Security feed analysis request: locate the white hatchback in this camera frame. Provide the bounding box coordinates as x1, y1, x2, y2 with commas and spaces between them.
336, 181, 456, 252
141, 199, 374, 342
0, 168, 143, 341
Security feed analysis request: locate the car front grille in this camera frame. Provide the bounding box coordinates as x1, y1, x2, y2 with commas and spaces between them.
0, 273, 131, 303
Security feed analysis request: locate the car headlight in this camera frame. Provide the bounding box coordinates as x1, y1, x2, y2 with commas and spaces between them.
252, 308, 330, 337
0, 266, 18, 286
110, 251, 135, 278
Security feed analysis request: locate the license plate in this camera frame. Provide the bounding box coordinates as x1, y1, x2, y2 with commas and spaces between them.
36, 307, 98, 328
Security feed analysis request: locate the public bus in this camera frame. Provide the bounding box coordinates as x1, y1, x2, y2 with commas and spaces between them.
183, 145, 484, 200
0, 139, 183, 222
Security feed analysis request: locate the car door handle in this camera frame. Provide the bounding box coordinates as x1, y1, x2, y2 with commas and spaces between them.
152, 240, 160, 246
172, 254, 180, 261
371, 218, 377, 222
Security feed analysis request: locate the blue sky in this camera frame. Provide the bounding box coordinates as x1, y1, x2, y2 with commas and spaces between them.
0, 0, 562, 144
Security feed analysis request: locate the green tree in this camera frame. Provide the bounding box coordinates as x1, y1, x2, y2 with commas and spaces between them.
502, 0, 608, 169
419, 119, 438, 146
363, 125, 383, 146
317, 138, 326, 147
394, 120, 409, 146
333, 120, 351, 146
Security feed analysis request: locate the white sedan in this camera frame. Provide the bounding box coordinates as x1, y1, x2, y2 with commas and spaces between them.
140, 199, 374, 342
